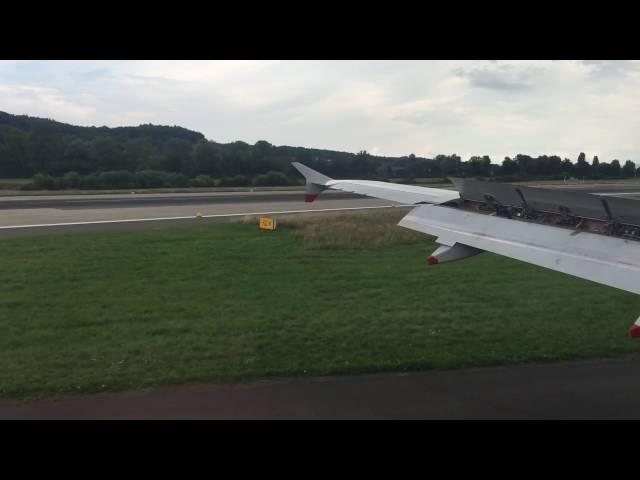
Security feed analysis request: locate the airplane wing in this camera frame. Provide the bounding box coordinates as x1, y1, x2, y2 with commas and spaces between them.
291, 162, 459, 205
292, 163, 640, 336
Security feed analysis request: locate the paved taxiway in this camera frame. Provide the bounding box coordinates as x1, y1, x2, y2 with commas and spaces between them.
2, 356, 639, 419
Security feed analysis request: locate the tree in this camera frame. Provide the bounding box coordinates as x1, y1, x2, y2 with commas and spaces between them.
0, 129, 30, 177
351, 150, 373, 177
400, 154, 426, 179
435, 154, 462, 176
122, 138, 152, 171
88, 137, 126, 171
191, 175, 215, 187
502, 157, 518, 175
62, 171, 82, 189
192, 141, 220, 176
546, 156, 563, 176
561, 158, 574, 177
514, 154, 534, 177
163, 138, 192, 173
610, 159, 622, 177
63, 139, 93, 174
252, 171, 290, 186
623, 160, 636, 178
591, 155, 600, 177
466, 156, 491, 176
253, 140, 273, 157
575, 152, 589, 177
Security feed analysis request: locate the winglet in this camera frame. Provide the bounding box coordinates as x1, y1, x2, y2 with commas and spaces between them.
291, 162, 332, 186
291, 162, 332, 202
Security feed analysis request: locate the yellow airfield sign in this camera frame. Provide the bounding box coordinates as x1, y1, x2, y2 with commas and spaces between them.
259, 216, 277, 230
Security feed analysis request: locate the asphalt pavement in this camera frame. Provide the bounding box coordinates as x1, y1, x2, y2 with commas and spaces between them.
2, 356, 639, 419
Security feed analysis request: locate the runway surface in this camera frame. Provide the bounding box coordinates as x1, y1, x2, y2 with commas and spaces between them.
0, 190, 362, 210
0, 191, 401, 238
2, 356, 640, 419
544, 183, 640, 196
2, 182, 640, 238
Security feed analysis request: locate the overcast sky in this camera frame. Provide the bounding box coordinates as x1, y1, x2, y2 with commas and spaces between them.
1, 60, 639, 162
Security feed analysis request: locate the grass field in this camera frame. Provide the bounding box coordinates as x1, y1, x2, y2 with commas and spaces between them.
1, 210, 639, 398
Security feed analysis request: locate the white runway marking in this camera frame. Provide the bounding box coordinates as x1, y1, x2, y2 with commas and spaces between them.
593, 192, 640, 196
0, 205, 409, 230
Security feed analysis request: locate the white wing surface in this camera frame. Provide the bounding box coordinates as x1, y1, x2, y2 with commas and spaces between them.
399, 204, 640, 295
291, 162, 459, 205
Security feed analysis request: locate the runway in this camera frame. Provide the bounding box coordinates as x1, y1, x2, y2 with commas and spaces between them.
544, 183, 640, 196
0, 190, 362, 210
0, 190, 401, 238
2, 356, 639, 419
1, 182, 640, 238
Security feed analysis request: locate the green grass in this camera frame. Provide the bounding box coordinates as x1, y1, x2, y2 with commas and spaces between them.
1, 212, 639, 398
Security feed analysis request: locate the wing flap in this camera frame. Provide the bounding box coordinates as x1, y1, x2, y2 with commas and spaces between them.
399, 204, 640, 295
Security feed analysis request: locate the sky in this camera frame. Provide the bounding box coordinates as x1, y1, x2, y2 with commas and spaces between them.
1, 60, 639, 162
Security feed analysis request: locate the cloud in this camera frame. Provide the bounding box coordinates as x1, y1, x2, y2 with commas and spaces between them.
580, 60, 640, 78
0, 83, 96, 120
1, 60, 639, 162
454, 63, 534, 92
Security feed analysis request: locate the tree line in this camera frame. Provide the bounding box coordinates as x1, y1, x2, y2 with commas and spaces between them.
0, 111, 637, 190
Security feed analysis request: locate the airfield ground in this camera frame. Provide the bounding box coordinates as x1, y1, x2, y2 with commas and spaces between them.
1, 209, 639, 399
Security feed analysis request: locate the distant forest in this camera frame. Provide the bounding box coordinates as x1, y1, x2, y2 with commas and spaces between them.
0, 111, 637, 190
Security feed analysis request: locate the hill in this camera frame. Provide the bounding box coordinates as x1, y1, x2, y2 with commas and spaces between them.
0, 111, 637, 190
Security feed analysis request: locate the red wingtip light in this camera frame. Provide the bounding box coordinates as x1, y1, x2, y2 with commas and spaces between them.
629, 324, 640, 338
427, 256, 439, 265
304, 194, 319, 203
